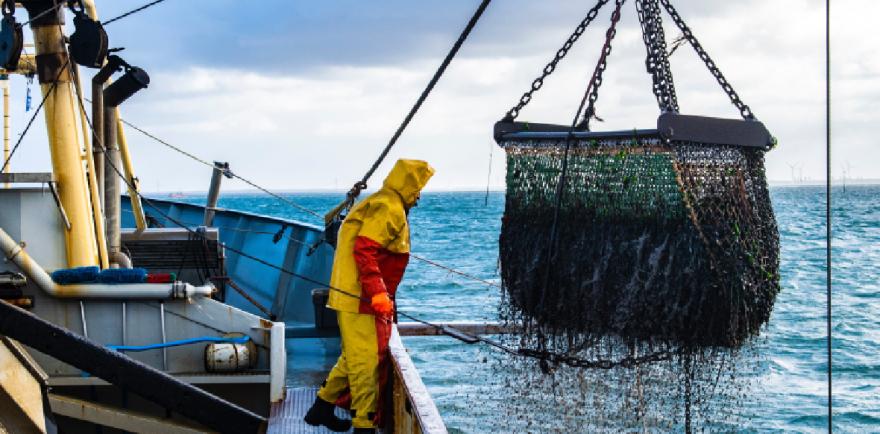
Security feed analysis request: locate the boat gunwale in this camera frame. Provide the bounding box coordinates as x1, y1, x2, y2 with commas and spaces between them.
122, 194, 324, 233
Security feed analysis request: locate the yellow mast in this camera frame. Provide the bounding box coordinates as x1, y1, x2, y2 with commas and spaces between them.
24, 2, 98, 267
72, 62, 109, 268
2, 74, 8, 188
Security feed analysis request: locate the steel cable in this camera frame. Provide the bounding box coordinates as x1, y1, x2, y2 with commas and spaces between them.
101, 0, 168, 26
0, 60, 67, 173
353, 0, 492, 193
118, 117, 322, 218
825, 0, 832, 430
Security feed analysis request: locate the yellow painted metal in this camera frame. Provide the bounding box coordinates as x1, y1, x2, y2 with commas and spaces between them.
72, 62, 109, 268
0, 338, 48, 434
2, 77, 8, 188
115, 116, 146, 232
0, 54, 39, 77
30, 25, 99, 267
82, 0, 147, 233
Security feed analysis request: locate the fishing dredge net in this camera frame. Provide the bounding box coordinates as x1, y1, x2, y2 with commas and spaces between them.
481, 135, 777, 431
499, 135, 780, 350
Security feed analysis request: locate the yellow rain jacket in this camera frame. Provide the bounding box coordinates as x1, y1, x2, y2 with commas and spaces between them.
319, 159, 434, 429
327, 159, 435, 313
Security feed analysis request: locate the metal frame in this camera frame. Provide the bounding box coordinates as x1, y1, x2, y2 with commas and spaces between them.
48, 393, 206, 434
494, 113, 773, 149
0, 299, 267, 434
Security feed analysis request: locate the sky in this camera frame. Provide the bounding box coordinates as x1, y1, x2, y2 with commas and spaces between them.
4, 0, 877, 192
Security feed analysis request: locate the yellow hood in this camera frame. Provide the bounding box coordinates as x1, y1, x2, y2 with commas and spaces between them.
381, 159, 435, 206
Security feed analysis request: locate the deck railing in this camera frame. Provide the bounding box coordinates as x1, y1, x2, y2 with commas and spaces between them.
388, 326, 447, 434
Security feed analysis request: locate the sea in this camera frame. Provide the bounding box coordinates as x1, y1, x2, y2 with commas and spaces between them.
174, 185, 879, 433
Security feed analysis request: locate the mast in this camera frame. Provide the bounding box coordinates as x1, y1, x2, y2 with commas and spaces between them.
2, 74, 7, 188
22, 0, 99, 267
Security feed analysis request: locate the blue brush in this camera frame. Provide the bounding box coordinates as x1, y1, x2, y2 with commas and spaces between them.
97, 268, 148, 284
51, 266, 100, 285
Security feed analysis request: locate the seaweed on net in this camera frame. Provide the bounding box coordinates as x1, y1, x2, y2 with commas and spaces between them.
479, 332, 763, 432
489, 135, 779, 431
499, 136, 780, 351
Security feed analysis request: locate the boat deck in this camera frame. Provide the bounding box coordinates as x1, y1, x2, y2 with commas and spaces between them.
268, 387, 352, 434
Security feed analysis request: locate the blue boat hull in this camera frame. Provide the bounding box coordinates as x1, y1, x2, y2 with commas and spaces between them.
121, 196, 334, 329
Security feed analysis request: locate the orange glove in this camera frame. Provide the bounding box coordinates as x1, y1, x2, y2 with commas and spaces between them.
371, 292, 393, 317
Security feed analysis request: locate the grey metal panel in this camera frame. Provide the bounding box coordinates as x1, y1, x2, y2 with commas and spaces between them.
1, 189, 280, 377
0, 172, 53, 183
0, 188, 67, 270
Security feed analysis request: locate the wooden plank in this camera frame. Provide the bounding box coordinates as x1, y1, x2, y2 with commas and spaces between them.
389, 326, 447, 434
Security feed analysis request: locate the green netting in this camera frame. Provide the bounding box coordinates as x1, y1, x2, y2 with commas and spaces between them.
500, 135, 780, 349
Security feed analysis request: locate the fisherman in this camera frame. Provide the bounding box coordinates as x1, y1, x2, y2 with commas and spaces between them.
304, 159, 435, 433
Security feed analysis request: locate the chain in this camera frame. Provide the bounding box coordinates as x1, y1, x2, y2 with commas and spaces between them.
502, 0, 610, 121
652, 0, 679, 111
659, 0, 754, 120
579, 0, 626, 130
636, 0, 678, 113
518, 346, 677, 369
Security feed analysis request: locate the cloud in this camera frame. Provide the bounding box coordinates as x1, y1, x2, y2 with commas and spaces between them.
6, 0, 876, 194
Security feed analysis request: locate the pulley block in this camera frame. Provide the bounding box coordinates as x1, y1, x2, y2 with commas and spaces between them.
69, 12, 108, 68
0, 15, 23, 71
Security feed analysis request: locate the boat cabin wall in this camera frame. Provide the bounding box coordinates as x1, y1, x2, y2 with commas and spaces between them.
1, 189, 282, 389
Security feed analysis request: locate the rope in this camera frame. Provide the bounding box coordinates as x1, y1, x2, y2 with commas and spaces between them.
335, 0, 493, 212
116, 120, 505, 288
211, 276, 275, 320
825, 0, 832, 430
122, 208, 502, 290
101, 0, 168, 26
0, 61, 66, 173
16, 1, 64, 28
118, 117, 321, 218
66, 33, 653, 371
98, 117, 625, 368
409, 253, 500, 288
539, 0, 625, 311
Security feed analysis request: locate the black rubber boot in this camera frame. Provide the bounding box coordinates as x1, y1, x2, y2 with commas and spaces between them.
303, 396, 351, 432
353, 428, 377, 434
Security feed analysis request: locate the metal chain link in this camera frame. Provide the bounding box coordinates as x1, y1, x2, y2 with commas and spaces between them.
636, 0, 678, 113
579, 0, 627, 130
659, 0, 755, 120
518, 346, 677, 370
502, 0, 610, 121
651, 0, 679, 111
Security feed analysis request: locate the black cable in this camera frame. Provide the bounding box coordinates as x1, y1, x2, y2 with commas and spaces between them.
116, 116, 321, 218
16, 1, 64, 28
825, 0, 832, 430
117, 116, 507, 288
539, 0, 625, 312
101, 0, 167, 26
350, 0, 492, 195
66, 25, 647, 371
0, 62, 66, 174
